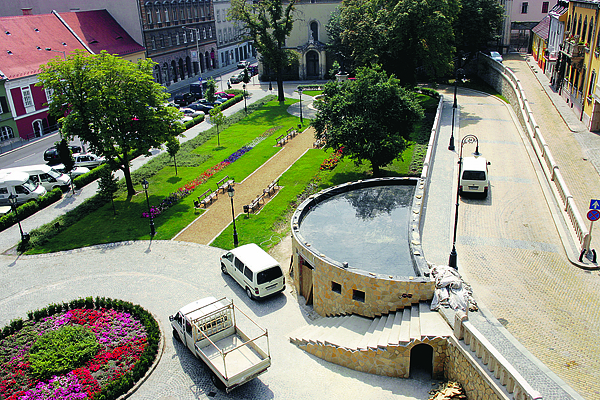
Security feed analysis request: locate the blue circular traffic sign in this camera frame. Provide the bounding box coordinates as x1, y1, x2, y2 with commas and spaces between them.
588, 209, 600, 222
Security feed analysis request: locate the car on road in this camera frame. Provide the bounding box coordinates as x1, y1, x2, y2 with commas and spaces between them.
180, 107, 204, 118
187, 102, 214, 114
229, 73, 244, 84
459, 156, 490, 198
489, 51, 503, 63
237, 60, 250, 69
44, 145, 82, 164
73, 153, 105, 169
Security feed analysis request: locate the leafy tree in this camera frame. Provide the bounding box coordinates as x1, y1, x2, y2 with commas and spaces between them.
312, 66, 424, 175
336, 0, 458, 85
454, 0, 504, 56
37, 50, 183, 197
166, 136, 181, 176
229, 0, 296, 101
326, 7, 354, 76
210, 106, 226, 146
242, 68, 250, 85
56, 138, 76, 193
97, 168, 119, 216
206, 77, 217, 103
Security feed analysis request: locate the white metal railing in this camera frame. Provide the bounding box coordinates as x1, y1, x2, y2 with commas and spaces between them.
453, 312, 543, 400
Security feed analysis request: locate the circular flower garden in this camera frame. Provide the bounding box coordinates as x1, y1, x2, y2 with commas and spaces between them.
0, 297, 160, 400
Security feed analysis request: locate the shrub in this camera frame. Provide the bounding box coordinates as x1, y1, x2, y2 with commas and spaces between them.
28, 325, 100, 381
0, 188, 62, 232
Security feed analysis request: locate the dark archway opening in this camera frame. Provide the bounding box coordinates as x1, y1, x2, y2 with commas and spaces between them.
410, 343, 433, 378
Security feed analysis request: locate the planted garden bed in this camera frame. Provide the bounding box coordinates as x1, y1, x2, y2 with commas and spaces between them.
0, 297, 160, 400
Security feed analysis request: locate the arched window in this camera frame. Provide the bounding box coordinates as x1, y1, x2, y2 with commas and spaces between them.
578, 15, 582, 36
588, 17, 594, 44
567, 15, 571, 32
0, 126, 14, 142
582, 16, 588, 43
310, 21, 318, 42
589, 70, 596, 97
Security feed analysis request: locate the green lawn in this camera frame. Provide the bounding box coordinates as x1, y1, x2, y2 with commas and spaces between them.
26, 92, 438, 254
27, 99, 303, 254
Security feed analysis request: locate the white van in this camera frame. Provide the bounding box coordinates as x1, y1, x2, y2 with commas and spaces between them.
0, 170, 47, 205
3, 164, 70, 191
459, 156, 490, 198
220, 243, 285, 300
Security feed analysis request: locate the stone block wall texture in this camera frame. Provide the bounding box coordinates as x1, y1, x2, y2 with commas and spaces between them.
445, 337, 509, 400
299, 337, 447, 379
292, 238, 435, 318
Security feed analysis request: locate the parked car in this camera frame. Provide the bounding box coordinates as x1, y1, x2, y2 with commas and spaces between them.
44, 145, 82, 164
489, 51, 503, 63
230, 73, 244, 84
1, 164, 70, 191
180, 107, 204, 118
0, 170, 47, 206
174, 92, 196, 107
216, 91, 235, 99
72, 153, 105, 169
237, 60, 250, 69
53, 163, 90, 178
187, 102, 214, 114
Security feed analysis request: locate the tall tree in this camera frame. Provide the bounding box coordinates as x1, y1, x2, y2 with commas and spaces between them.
454, 0, 504, 56
206, 77, 217, 102
210, 106, 226, 147
166, 136, 181, 176
56, 138, 76, 193
336, 0, 458, 85
38, 50, 183, 197
97, 168, 119, 216
312, 66, 424, 175
229, 0, 296, 102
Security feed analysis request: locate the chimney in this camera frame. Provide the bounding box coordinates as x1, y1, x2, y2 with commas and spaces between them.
22, 8, 33, 15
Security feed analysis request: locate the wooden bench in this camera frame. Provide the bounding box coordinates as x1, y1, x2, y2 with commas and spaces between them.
197, 189, 218, 208
243, 194, 265, 215
276, 134, 287, 147
286, 127, 297, 139
263, 179, 280, 197
217, 175, 235, 193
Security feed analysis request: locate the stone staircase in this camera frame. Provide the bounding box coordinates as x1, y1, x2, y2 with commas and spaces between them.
289, 302, 452, 377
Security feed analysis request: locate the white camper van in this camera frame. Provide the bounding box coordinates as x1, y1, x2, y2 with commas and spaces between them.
2, 164, 70, 191
0, 171, 47, 206
220, 243, 285, 300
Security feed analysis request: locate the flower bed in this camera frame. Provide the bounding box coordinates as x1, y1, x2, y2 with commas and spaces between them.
0, 298, 160, 400
142, 125, 283, 218
320, 147, 344, 170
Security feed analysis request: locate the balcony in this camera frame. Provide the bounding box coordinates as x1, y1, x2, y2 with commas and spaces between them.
562, 40, 585, 61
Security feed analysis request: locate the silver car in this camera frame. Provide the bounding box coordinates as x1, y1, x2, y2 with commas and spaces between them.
72, 153, 106, 169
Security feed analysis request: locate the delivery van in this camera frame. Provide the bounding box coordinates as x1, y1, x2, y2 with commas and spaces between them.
0, 170, 47, 205
2, 164, 70, 191
220, 243, 285, 300
459, 156, 490, 198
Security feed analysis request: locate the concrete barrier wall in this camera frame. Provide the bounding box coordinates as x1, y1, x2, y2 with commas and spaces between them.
477, 54, 589, 249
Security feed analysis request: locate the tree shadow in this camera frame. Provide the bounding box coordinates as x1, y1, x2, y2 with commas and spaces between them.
167, 176, 182, 184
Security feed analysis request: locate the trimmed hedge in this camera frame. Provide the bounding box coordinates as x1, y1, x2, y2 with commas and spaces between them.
73, 163, 112, 189
0, 187, 63, 232
0, 297, 161, 400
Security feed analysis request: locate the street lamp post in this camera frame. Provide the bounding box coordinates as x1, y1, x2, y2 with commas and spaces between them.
182, 26, 202, 78
142, 179, 156, 237
8, 194, 28, 243
448, 68, 463, 151
227, 186, 239, 247
243, 84, 247, 113
298, 87, 303, 125
45, 47, 66, 60
448, 134, 480, 270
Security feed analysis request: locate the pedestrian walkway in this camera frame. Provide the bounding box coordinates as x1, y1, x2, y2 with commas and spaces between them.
174, 124, 316, 245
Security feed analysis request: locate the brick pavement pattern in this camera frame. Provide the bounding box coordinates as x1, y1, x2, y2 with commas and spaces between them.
422, 61, 600, 398
174, 126, 316, 245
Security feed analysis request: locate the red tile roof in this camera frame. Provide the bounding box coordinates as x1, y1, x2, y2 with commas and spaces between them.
0, 13, 90, 80
533, 15, 551, 41
58, 10, 145, 57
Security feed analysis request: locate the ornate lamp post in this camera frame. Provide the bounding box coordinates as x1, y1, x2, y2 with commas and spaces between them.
298, 87, 303, 125
182, 26, 202, 77
243, 84, 247, 113
449, 134, 480, 270
228, 186, 239, 247
448, 68, 464, 151
8, 194, 28, 243
142, 179, 156, 237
